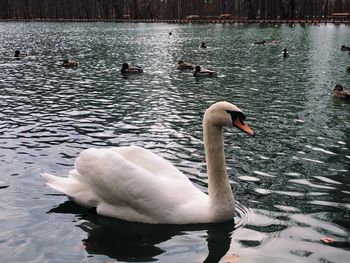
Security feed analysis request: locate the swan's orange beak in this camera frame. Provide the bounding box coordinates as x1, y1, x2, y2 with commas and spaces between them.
233, 119, 255, 136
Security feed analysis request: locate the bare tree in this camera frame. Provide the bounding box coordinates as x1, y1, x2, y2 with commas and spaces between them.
0, 0, 349, 20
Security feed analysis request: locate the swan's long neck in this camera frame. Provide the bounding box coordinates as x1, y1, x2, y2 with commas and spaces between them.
203, 119, 235, 221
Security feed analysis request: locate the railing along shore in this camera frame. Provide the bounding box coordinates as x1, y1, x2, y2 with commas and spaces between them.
0, 18, 349, 24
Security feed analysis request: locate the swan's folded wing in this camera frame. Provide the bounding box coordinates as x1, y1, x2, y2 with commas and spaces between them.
110, 146, 189, 180
73, 148, 200, 208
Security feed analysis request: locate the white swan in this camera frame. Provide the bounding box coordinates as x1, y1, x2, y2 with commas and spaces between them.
42, 101, 254, 224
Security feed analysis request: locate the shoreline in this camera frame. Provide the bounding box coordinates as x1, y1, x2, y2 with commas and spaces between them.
0, 18, 349, 25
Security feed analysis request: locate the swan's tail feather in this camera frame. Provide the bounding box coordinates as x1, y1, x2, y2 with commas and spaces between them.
42, 172, 77, 195
42, 172, 99, 208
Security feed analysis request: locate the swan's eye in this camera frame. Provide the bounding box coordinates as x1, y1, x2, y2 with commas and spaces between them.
226, 110, 246, 124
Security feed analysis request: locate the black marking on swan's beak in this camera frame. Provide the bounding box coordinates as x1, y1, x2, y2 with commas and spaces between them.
227, 110, 255, 136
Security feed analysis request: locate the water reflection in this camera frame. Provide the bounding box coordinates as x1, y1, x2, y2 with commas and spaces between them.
49, 201, 234, 262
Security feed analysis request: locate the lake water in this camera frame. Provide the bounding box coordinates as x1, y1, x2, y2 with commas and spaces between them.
0, 22, 349, 263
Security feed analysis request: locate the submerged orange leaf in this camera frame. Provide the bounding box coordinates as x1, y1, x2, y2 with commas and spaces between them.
320, 237, 336, 244
221, 253, 240, 263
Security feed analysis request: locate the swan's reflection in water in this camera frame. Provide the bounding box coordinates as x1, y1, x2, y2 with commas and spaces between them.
49, 201, 235, 262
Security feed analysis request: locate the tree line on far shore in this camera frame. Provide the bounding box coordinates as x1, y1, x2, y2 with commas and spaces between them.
0, 0, 349, 20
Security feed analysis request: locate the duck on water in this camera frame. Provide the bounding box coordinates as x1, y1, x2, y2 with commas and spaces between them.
121, 63, 143, 74
193, 65, 217, 77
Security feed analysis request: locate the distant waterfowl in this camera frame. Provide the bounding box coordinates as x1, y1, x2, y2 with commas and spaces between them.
254, 40, 266, 45
271, 40, 280, 45
193, 65, 217, 77
341, 45, 350, 51
332, 84, 350, 99
282, 48, 289, 57
169, 32, 172, 35
176, 60, 195, 70
14, 50, 27, 58
62, 59, 79, 68
42, 101, 255, 224
200, 42, 207, 48
347, 65, 350, 72
121, 63, 143, 74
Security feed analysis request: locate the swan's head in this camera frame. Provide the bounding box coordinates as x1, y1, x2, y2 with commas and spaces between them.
204, 101, 255, 136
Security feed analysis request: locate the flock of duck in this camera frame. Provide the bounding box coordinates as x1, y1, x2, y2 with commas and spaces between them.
11, 39, 295, 79
14, 42, 218, 77
119, 60, 217, 77
119, 41, 217, 77
14, 40, 350, 97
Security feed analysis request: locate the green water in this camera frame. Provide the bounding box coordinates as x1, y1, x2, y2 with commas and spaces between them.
0, 22, 349, 262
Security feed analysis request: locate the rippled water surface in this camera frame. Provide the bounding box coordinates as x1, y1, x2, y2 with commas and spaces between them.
0, 22, 350, 262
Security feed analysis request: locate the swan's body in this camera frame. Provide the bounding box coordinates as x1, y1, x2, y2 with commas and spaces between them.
43, 101, 254, 224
